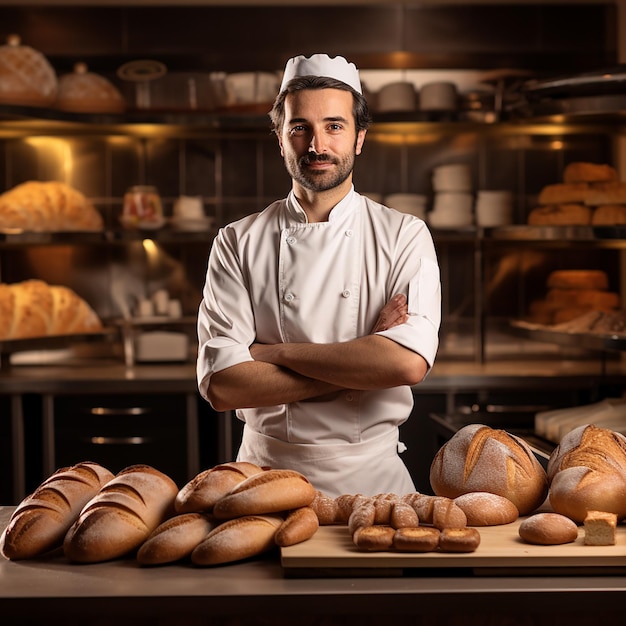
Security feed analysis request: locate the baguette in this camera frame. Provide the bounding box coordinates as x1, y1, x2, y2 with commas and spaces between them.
274, 506, 319, 547
63, 464, 178, 563
212, 469, 316, 519
137, 513, 214, 565
191, 514, 283, 566
1, 461, 114, 560
175, 461, 265, 514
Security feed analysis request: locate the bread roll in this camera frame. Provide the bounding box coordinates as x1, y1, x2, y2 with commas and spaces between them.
563, 162, 618, 184
393, 526, 440, 552
212, 469, 316, 519
63, 464, 179, 563
56, 62, 125, 114
310, 490, 339, 525
352, 525, 396, 551
546, 270, 609, 291
175, 461, 265, 514
0, 279, 103, 340
334, 494, 367, 523
0, 181, 103, 232
389, 500, 420, 529
438, 527, 481, 552
584, 510, 617, 546
402, 492, 468, 529
454, 492, 519, 526
584, 182, 626, 206
527, 204, 592, 225
0, 461, 114, 560
136, 513, 214, 565
274, 506, 319, 547
537, 184, 591, 206
347, 500, 376, 535
518, 513, 579, 545
592, 204, 626, 225
429, 424, 548, 516
547, 424, 626, 522
191, 514, 283, 566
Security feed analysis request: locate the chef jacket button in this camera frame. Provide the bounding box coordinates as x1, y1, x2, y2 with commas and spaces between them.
342, 290, 351, 298
345, 229, 353, 237
345, 393, 354, 402
286, 236, 297, 245
285, 293, 295, 303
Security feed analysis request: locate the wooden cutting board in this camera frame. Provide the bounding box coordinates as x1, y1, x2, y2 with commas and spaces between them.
281, 519, 626, 577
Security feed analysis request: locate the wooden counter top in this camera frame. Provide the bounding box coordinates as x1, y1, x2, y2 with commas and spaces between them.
2, 507, 626, 626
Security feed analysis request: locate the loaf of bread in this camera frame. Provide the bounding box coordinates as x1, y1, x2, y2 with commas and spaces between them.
429, 424, 548, 516
453, 492, 519, 526
518, 512, 579, 545
310, 490, 339, 525
136, 513, 214, 565
584, 182, 626, 206
537, 184, 592, 206
56, 62, 125, 114
0, 461, 114, 560
583, 510, 617, 546
563, 162, 618, 184
547, 424, 626, 522
0, 279, 103, 340
527, 204, 592, 225
0, 181, 103, 232
547, 270, 609, 291
212, 469, 316, 520
175, 461, 265, 514
592, 204, 626, 225
63, 464, 179, 563
0, 35, 57, 107
274, 506, 319, 547
191, 514, 283, 566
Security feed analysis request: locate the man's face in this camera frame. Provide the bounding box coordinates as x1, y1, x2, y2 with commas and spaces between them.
279, 88, 366, 193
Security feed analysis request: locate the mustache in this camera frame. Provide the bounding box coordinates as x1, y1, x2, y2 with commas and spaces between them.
300, 153, 335, 166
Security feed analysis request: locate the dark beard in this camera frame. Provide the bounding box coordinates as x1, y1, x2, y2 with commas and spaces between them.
286, 151, 355, 192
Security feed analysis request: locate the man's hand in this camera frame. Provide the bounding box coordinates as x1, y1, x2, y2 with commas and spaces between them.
370, 294, 409, 333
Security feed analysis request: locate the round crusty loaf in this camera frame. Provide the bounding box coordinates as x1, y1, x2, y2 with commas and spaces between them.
546, 270, 609, 291
212, 469, 316, 520
175, 461, 265, 514
0, 461, 114, 560
454, 492, 519, 526
527, 203, 592, 226
592, 204, 626, 226
519, 513, 579, 545
563, 162, 618, 184
547, 424, 626, 522
63, 464, 179, 563
191, 514, 283, 566
429, 424, 548, 516
137, 513, 214, 565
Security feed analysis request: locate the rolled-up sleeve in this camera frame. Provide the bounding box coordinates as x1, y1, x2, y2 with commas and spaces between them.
197, 226, 255, 399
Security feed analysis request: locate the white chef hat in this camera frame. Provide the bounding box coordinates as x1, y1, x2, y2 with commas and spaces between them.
279, 53, 362, 95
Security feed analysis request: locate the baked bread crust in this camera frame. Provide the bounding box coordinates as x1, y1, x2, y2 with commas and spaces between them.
563, 162, 618, 184
518, 512, 579, 545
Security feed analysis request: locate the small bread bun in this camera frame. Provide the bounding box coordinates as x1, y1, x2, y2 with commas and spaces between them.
528, 203, 592, 226
537, 184, 591, 206
393, 527, 440, 552
563, 162, 618, 184
310, 491, 339, 525
439, 527, 481, 553
546, 270, 609, 291
389, 500, 420, 529
454, 492, 519, 526
429, 424, 548, 516
519, 513, 579, 545
137, 513, 214, 565
592, 204, 626, 225
352, 525, 396, 551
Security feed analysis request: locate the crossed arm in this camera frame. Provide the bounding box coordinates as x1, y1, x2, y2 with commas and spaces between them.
206, 294, 428, 412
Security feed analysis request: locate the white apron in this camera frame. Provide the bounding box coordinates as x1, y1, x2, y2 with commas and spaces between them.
237, 424, 416, 498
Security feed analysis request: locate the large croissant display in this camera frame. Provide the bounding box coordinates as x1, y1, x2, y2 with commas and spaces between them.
0, 279, 103, 340
0, 181, 104, 232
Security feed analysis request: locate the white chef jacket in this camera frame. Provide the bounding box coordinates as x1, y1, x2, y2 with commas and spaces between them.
197, 187, 441, 497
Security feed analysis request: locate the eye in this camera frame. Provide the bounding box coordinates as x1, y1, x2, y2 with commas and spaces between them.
328, 123, 344, 131
289, 124, 308, 136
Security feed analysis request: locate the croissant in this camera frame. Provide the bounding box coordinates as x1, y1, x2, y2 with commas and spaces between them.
0, 279, 103, 340
0, 180, 103, 232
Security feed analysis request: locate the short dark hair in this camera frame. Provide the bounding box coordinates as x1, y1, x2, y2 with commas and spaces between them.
269, 75, 372, 135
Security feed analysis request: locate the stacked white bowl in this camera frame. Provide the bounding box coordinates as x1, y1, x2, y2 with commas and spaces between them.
384, 193, 427, 220
428, 164, 474, 228
475, 190, 514, 227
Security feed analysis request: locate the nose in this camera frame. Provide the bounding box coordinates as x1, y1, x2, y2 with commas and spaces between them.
308, 131, 326, 154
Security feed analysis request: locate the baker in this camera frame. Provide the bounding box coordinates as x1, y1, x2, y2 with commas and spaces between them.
197, 53, 441, 497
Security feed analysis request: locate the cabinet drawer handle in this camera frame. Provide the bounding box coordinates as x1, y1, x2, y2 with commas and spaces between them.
86, 436, 150, 445
89, 407, 150, 416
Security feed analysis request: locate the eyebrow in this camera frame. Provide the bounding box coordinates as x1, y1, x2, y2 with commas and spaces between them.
288, 116, 350, 125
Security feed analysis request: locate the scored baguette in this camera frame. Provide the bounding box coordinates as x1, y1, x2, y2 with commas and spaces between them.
137, 513, 215, 565
212, 469, 316, 519
175, 461, 265, 514
63, 464, 178, 563
274, 506, 319, 547
191, 514, 283, 566
1, 461, 114, 560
